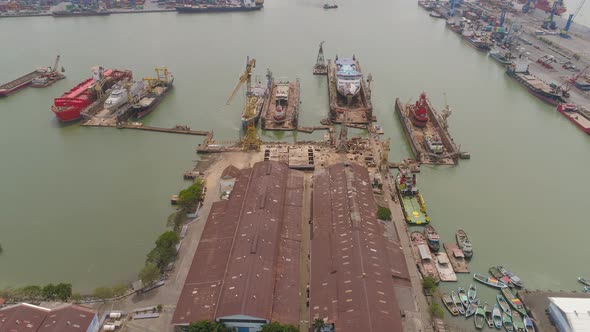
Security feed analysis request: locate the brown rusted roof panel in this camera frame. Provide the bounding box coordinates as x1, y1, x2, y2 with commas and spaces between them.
37, 305, 95, 332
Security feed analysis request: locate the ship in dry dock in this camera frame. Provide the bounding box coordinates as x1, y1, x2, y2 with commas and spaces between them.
327, 55, 373, 124
395, 92, 464, 165
260, 73, 300, 131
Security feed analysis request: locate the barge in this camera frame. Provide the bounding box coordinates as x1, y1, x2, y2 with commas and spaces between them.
52, 9, 111, 17
395, 92, 461, 165
506, 60, 567, 106
411, 232, 440, 283
463, 35, 492, 52
260, 76, 300, 131
0, 70, 44, 96
396, 166, 430, 225
556, 104, 590, 135
327, 55, 372, 124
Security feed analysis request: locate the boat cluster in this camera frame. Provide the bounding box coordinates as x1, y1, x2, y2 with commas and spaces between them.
579, 277, 590, 293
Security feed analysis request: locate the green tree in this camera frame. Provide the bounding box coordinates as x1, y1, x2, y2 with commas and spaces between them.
422, 276, 438, 293
156, 231, 180, 249
377, 206, 392, 221
179, 180, 204, 210
42, 284, 57, 300
139, 262, 160, 285
20, 285, 42, 299
147, 231, 180, 269
54, 283, 72, 301
312, 318, 325, 332
188, 320, 229, 332
260, 322, 300, 332
430, 303, 445, 318
283, 325, 300, 332
111, 284, 128, 297
92, 287, 113, 300
71, 293, 82, 302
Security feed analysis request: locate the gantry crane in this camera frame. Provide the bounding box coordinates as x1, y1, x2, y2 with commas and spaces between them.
542, 0, 559, 30
227, 57, 261, 151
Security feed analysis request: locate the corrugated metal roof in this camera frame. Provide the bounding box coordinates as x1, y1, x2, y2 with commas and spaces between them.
0, 303, 96, 332
172, 161, 303, 326
549, 297, 590, 331
310, 163, 403, 332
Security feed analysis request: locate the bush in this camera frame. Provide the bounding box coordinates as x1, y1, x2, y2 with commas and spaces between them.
139, 262, 160, 285
377, 206, 392, 221
92, 287, 113, 300
146, 231, 180, 270
111, 284, 128, 297
178, 179, 205, 211
188, 320, 231, 332
260, 322, 300, 332
422, 276, 438, 292
430, 303, 445, 318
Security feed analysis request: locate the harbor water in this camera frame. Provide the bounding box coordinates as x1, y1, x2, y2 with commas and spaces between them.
0, 1, 589, 328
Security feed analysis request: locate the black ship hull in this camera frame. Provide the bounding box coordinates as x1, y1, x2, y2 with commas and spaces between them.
175, 5, 262, 13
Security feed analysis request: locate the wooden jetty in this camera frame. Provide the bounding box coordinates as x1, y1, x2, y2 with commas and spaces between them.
327, 58, 373, 124
443, 243, 469, 273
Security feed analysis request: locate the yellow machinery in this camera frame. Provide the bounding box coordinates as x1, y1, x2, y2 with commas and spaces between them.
227, 57, 261, 151
143, 67, 171, 93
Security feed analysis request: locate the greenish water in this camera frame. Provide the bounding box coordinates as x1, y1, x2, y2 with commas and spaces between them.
0, 2, 589, 330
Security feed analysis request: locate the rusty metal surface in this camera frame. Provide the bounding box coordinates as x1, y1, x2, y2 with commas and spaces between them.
310, 163, 403, 332
0, 304, 96, 332
0, 304, 48, 332
172, 161, 303, 326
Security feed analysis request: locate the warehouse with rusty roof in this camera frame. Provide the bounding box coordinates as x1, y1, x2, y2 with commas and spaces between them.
310, 162, 406, 332
0, 303, 99, 332
172, 161, 304, 331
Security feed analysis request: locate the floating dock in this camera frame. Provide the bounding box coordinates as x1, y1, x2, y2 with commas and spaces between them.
434, 251, 457, 282
260, 78, 300, 131
327, 59, 373, 124
443, 243, 469, 273
0, 70, 43, 96
395, 94, 464, 165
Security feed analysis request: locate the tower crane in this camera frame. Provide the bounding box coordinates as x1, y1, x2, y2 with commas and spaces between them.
226, 57, 256, 105
227, 57, 261, 151
560, 0, 586, 38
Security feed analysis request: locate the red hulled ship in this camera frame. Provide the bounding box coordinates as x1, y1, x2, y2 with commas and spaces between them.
557, 103, 590, 135
410, 92, 429, 128
51, 66, 132, 122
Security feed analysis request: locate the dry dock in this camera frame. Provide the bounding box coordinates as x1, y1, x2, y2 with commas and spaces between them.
260, 78, 300, 131
443, 243, 469, 273
327, 59, 373, 124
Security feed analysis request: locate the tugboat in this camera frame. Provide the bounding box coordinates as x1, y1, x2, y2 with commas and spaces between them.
456, 229, 473, 258
409, 92, 429, 128
423, 225, 440, 252
396, 167, 430, 224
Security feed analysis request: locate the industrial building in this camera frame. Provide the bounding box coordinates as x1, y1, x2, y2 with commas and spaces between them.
0, 303, 99, 332
548, 297, 590, 332
172, 161, 304, 332
310, 163, 408, 332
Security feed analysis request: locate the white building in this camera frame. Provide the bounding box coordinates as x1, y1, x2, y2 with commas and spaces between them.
548, 297, 590, 332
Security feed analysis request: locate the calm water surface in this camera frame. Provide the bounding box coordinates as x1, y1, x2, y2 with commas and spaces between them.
1, 1, 589, 329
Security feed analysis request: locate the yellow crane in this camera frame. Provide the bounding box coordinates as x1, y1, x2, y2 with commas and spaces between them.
227, 57, 261, 151
226, 57, 256, 105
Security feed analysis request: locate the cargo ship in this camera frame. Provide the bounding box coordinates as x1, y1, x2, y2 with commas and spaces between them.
327, 55, 373, 124
260, 74, 300, 131
396, 167, 430, 225
51, 66, 132, 122
0, 70, 44, 96
557, 104, 590, 135
506, 60, 567, 106
176, 0, 262, 13
52, 9, 111, 17
463, 35, 491, 52
134, 67, 174, 119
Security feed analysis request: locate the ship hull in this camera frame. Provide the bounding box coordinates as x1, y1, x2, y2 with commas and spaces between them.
52, 106, 85, 122
135, 85, 173, 119
328, 59, 372, 124
52, 11, 111, 17
464, 36, 491, 52
557, 104, 590, 135
536, 3, 566, 14
176, 5, 262, 13
0, 70, 42, 97
506, 70, 566, 106
0, 82, 32, 96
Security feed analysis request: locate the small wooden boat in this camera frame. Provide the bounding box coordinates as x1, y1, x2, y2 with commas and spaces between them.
524, 316, 535, 332
498, 266, 523, 288
497, 294, 512, 316
484, 302, 494, 328
503, 311, 514, 332
442, 293, 460, 316
452, 291, 466, 315
459, 287, 469, 308
456, 229, 473, 258
513, 312, 525, 332
423, 224, 441, 252
468, 284, 477, 303
475, 304, 486, 329
501, 287, 527, 316
578, 277, 590, 286
466, 299, 480, 318
474, 273, 508, 288
584, 286, 590, 293
493, 304, 503, 329
490, 266, 513, 287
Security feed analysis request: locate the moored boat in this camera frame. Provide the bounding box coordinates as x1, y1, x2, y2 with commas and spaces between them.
501, 287, 527, 316
584, 286, 590, 293
0, 69, 44, 96
579, 277, 590, 286
396, 167, 430, 224
497, 294, 512, 316
410, 232, 440, 282
524, 316, 535, 332
442, 293, 460, 316
484, 302, 494, 328
489, 50, 513, 66
513, 311, 525, 332
506, 60, 568, 106
490, 266, 513, 287
468, 284, 477, 303
456, 229, 473, 258
464, 35, 492, 52
466, 299, 480, 318
474, 273, 508, 288
423, 225, 440, 252
475, 304, 486, 329
323, 2, 338, 9
498, 266, 524, 288
493, 304, 503, 329
429, 11, 444, 18
557, 104, 590, 135
175, 0, 263, 13
503, 311, 514, 332
133, 67, 174, 119
452, 291, 465, 315
459, 287, 469, 308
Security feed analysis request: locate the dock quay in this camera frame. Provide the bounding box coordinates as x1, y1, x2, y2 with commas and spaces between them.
443, 243, 469, 273
395, 94, 464, 165
519, 290, 590, 331
296, 125, 332, 133
327, 58, 373, 124
81, 119, 210, 136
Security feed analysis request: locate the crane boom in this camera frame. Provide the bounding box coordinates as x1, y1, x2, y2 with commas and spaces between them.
226, 57, 256, 105
52, 55, 61, 73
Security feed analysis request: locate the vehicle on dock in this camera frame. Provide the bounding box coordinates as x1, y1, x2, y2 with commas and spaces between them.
456, 229, 473, 258
498, 266, 524, 288
442, 293, 460, 316
434, 252, 457, 281
459, 287, 469, 308
497, 294, 512, 316
175, 0, 263, 13
501, 287, 527, 316
466, 299, 480, 318
579, 277, 590, 286
396, 167, 430, 224
452, 291, 466, 315
512, 312, 525, 332
261, 75, 300, 131
468, 284, 477, 303
104, 80, 145, 111
410, 232, 440, 282
327, 55, 372, 124
506, 60, 568, 106
134, 67, 174, 119
490, 266, 513, 287
51, 66, 132, 122
0, 69, 45, 96
493, 304, 503, 329
475, 304, 486, 329
484, 302, 494, 328
524, 316, 535, 332
503, 311, 514, 332
556, 104, 590, 135
423, 225, 440, 252
489, 50, 513, 66
474, 273, 508, 288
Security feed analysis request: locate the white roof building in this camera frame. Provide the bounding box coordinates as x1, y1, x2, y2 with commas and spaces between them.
548, 297, 590, 332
